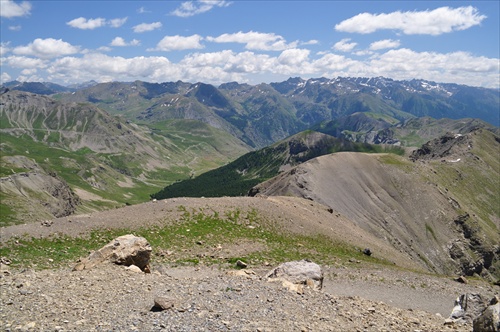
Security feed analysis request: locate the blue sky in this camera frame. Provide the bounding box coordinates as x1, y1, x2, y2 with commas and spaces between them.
1, 0, 499, 88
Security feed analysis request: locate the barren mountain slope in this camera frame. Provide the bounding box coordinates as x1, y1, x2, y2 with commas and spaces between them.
249, 130, 499, 278
251, 152, 460, 273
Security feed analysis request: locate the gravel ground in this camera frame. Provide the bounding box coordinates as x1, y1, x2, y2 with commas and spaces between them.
1, 262, 497, 332
1, 196, 498, 331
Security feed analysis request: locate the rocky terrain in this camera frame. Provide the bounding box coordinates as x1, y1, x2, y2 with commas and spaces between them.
1, 261, 497, 332
1, 194, 499, 331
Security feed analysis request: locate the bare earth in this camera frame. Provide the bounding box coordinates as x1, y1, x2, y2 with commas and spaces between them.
1, 195, 499, 331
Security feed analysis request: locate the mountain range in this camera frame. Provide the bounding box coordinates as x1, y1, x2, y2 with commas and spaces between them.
5, 76, 497, 149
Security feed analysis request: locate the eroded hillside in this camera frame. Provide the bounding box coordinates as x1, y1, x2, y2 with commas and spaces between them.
250, 129, 500, 279
0, 90, 250, 225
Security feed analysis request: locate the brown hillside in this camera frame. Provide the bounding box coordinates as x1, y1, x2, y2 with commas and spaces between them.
250, 130, 499, 279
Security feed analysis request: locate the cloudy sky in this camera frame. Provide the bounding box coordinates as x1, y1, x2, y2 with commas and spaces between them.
1, 0, 499, 88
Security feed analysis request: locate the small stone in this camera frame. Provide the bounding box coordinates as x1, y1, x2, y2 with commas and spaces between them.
24, 322, 36, 329
444, 318, 455, 325
456, 276, 468, 284
125, 265, 143, 273
236, 260, 247, 268
153, 296, 175, 311
0, 257, 12, 265
363, 248, 372, 256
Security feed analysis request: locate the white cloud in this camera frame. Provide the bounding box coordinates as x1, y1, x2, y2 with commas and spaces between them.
333, 38, 357, 52
207, 31, 297, 51
4, 46, 498, 88
151, 35, 204, 51
371, 48, 499, 74
97, 46, 112, 52
0, 0, 31, 18
302, 40, 319, 46
12, 38, 80, 59
46, 54, 179, 83
313, 53, 359, 72
335, 6, 486, 35
277, 48, 310, 66
109, 17, 128, 28
133, 22, 162, 33
181, 50, 273, 74
0, 72, 12, 83
137, 7, 150, 14
67, 17, 106, 30
66, 17, 128, 30
171, 0, 232, 17
0, 42, 11, 56
369, 39, 401, 51
3, 55, 47, 69
9, 25, 22, 31
20, 68, 37, 76
111, 37, 141, 47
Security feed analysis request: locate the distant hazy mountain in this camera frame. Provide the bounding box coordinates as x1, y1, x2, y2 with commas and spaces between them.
56, 77, 499, 148
3, 81, 74, 95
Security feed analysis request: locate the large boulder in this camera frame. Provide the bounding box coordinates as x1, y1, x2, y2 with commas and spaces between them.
473, 296, 500, 332
448, 293, 487, 324
266, 259, 323, 291
74, 234, 152, 271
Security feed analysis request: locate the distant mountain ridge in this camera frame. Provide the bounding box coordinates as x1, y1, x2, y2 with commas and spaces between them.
5, 76, 495, 149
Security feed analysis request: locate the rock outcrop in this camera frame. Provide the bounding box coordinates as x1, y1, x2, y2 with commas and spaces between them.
73, 234, 152, 271
266, 259, 324, 292
473, 296, 500, 332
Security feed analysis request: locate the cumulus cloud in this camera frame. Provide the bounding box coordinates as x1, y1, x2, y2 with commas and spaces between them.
0, 0, 31, 18
0, 42, 11, 56
335, 6, 486, 35
5, 46, 498, 88
207, 31, 297, 51
371, 48, 499, 74
369, 39, 401, 51
3, 55, 47, 70
109, 17, 128, 28
333, 38, 357, 52
181, 50, 273, 74
302, 40, 319, 46
110, 37, 140, 47
67, 17, 106, 30
12, 38, 80, 59
46, 53, 179, 83
67, 17, 128, 30
151, 35, 204, 51
0, 72, 12, 83
20, 68, 38, 76
278, 49, 310, 66
171, 0, 232, 17
133, 22, 162, 33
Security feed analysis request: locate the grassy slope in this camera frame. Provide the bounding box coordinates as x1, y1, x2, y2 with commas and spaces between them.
0, 205, 387, 271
